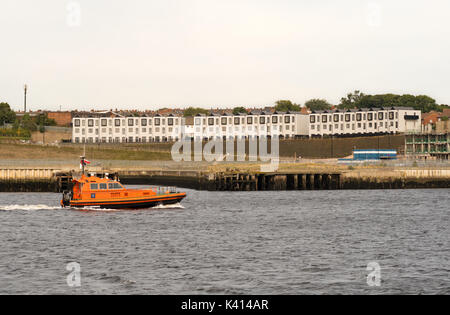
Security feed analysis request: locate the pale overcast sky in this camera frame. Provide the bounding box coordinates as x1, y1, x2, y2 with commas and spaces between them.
1, 0, 449, 111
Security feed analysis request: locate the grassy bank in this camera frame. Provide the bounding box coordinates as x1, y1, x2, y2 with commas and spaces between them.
0, 143, 171, 161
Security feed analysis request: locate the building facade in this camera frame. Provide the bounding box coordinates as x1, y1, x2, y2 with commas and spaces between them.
72, 107, 422, 143
304, 107, 421, 137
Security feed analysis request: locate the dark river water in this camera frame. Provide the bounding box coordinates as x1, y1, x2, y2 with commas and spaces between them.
0, 188, 449, 295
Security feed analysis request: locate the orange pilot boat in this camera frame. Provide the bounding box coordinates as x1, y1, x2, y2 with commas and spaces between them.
61, 157, 186, 209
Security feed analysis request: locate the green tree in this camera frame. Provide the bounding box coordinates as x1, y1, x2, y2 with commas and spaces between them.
20, 113, 37, 132
275, 100, 301, 112
305, 99, 332, 111
338, 90, 365, 109
34, 113, 57, 126
337, 91, 441, 112
183, 107, 209, 117
0, 102, 16, 126
232, 107, 247, 115
12, 119, 19, 131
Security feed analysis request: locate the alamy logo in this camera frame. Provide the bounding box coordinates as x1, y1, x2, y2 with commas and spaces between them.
366, 1, 382, 28
366, 262, 381, 287
171, 137, 280, 172
66, 262, 81, 287
66, 1, 81, 27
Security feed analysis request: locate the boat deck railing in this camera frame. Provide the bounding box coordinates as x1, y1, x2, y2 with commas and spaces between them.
148, 186, 178, 194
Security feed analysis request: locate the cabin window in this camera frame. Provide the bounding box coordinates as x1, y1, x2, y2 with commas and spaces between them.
90, 184, 98, 190
100, 183, 107, 189
108, 183, 122, 189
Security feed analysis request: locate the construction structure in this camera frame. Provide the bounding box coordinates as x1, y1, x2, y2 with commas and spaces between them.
405, 133, 450, 160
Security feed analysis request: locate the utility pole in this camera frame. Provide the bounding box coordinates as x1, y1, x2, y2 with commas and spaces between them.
23, 84, 28, 112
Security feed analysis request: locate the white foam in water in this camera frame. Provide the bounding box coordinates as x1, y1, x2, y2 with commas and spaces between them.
0, 203, 185, 212
75, 203, 185, 212
0, 204, 61, 211
151, 203, 185, 210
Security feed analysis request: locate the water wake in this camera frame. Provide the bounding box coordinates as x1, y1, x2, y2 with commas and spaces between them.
151, 203, 185, 210
72, 202, 185, 212
0, 204, 61, 211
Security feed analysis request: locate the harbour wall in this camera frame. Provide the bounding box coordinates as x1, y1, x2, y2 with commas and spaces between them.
1, 167, 448, 192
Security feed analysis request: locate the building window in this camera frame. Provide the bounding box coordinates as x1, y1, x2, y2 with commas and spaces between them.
389, 112, 394, 120
88, 119, 94, 127
101, 119, 107, 126
115, 119, 121, 126
368, 113, 373, 121
284, 116, 290, 124
333, 114, 339, 122
322, 115, 327, 123
128, 119, 134, 126
356, 113, 362, 121
74, 119, 80, 126
272, 116, 278, 124
168, 118, 174, 126
155, 118, 161, 126
345, 114, 351, 122
310, 115, 316, 123
247, 117, 253, 124
208, 118, 214, 126
260, 117, 266, 124
378, 112, 384, 120
141, 119, 147, 126
221, 117, 227, 125
234, 117, 240, 125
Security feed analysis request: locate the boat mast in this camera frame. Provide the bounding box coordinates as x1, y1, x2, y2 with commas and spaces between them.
80, 156, 86, 175
81, 143, 86, 175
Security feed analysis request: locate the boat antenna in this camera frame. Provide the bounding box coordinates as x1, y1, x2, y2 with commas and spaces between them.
81, 143, 86, 175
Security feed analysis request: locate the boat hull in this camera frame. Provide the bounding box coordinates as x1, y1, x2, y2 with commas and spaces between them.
68, 193, 186, 209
